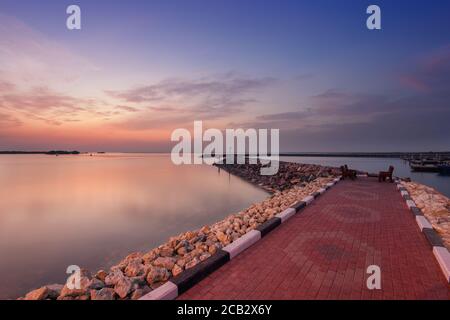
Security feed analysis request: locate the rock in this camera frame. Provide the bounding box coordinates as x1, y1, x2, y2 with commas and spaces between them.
95, 270, 108, 282
185, 257, 200, 270
176, 258, 187, 268
175, 240, 189, 250
216, 231, 229, 244
24, 287, 48, 300
130, 286, 151, 300
146, 266, 170, 284
199, 252, 211, 262
153, 257, 176, 270
142, 250, 158, 264
104, 269, 125, 286
176, 246, 188, 256
123, 252, 143, 263
167, 236, 179, 249
172, 264, 183, 277
46, 284, 64, 299
89, 278, 105, 290
114, 277, 133, 299
184, 231, 196, 240
125, 259, 145, 277
208, 245, 217, 255
159, 246, 174, 257
130, 276, 147, 291
91, 287, 116, 300
59, 270, 95, 298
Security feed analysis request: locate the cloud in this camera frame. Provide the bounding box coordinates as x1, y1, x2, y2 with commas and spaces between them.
229, 46, 450, 151
106, 74, 275, 104
115, 105, 140, 113
0, 84, 115, 126
0, 81, 15, 93
399, 45, 450, 93
0, 112, 22, 128
0, 14, 97, 90
109, 74, 276, 130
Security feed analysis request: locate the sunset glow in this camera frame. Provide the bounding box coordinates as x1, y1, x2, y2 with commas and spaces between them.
1, 0, 449, 152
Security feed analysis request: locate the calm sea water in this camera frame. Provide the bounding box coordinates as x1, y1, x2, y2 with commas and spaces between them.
0, 153, 268, 299
280, 156, 450, 198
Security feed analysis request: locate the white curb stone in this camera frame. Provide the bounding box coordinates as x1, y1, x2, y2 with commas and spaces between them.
406, 199, 416, 209
433, 247, 450, 283
139, 281, 178, 300
223, 230, 261, 259
400, 190, 409, 197
302, 195, 314, 205
415, 216, 432, 231
276, 208, 296, 223
326, 182, 334, 188
318, 188, 326, 194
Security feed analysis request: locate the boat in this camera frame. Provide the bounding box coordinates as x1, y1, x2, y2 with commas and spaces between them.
410, 163, 440, 172
438, 163, 450, 175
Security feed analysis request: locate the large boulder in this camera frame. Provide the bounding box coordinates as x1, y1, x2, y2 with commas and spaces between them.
152, 257, 176, 270
91, 287, 116, 300
146, 266, 170, 285
104, 269, 125, 286
114, 277, 132, 299
124, 259, 146, 277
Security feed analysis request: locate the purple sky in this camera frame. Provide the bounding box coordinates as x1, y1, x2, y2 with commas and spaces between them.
0, 0, 449, 152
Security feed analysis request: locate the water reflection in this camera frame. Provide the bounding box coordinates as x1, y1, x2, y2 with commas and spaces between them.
0, 153, 267, 299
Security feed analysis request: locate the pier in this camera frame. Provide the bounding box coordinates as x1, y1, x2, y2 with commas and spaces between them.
179, 178, 450, 299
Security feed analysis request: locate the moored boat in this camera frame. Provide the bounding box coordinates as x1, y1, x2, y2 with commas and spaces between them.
410, 163, 440, 172
438, 163, 450, 175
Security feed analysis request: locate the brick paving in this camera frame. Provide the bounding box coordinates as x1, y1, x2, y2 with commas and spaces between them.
179, 178, 450, 300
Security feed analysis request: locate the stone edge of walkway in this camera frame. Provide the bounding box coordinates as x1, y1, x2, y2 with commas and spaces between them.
395, 179, 450, 283
139, 176, 342, 300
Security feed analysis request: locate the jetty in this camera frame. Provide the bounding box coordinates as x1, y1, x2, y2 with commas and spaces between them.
178, 177, 450, 299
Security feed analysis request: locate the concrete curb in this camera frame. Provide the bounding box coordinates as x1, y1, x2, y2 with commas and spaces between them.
223, 230, 261, 259
139, 281, 178, 300
291, 201, 306, 213
433, 247, 450, 283
275, 208, 296, 223
171, 250, 230, 294
140, 176, 342, 300
302, 195, 314, 205
416, 216, 432, 231
395, 180, 450, 283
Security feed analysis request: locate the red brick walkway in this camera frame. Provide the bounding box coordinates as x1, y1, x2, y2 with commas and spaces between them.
179, 178, 450, 300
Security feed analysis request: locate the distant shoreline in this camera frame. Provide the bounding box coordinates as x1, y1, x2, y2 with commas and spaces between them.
0, 151, 81, 155
1, 151, 449, 159
278, 152, 450, 158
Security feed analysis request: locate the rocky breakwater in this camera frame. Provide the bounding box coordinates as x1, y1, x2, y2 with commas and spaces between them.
215, 160, 340, 193
401, 181, 450, 250
21, 162, 338, 300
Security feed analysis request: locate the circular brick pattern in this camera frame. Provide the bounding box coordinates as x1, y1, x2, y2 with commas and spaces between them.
339, 189, 379, 201
283, 231, 379, 288
320, 203, 381, 223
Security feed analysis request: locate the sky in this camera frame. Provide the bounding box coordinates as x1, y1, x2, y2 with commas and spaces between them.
0, 0, 449, 152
